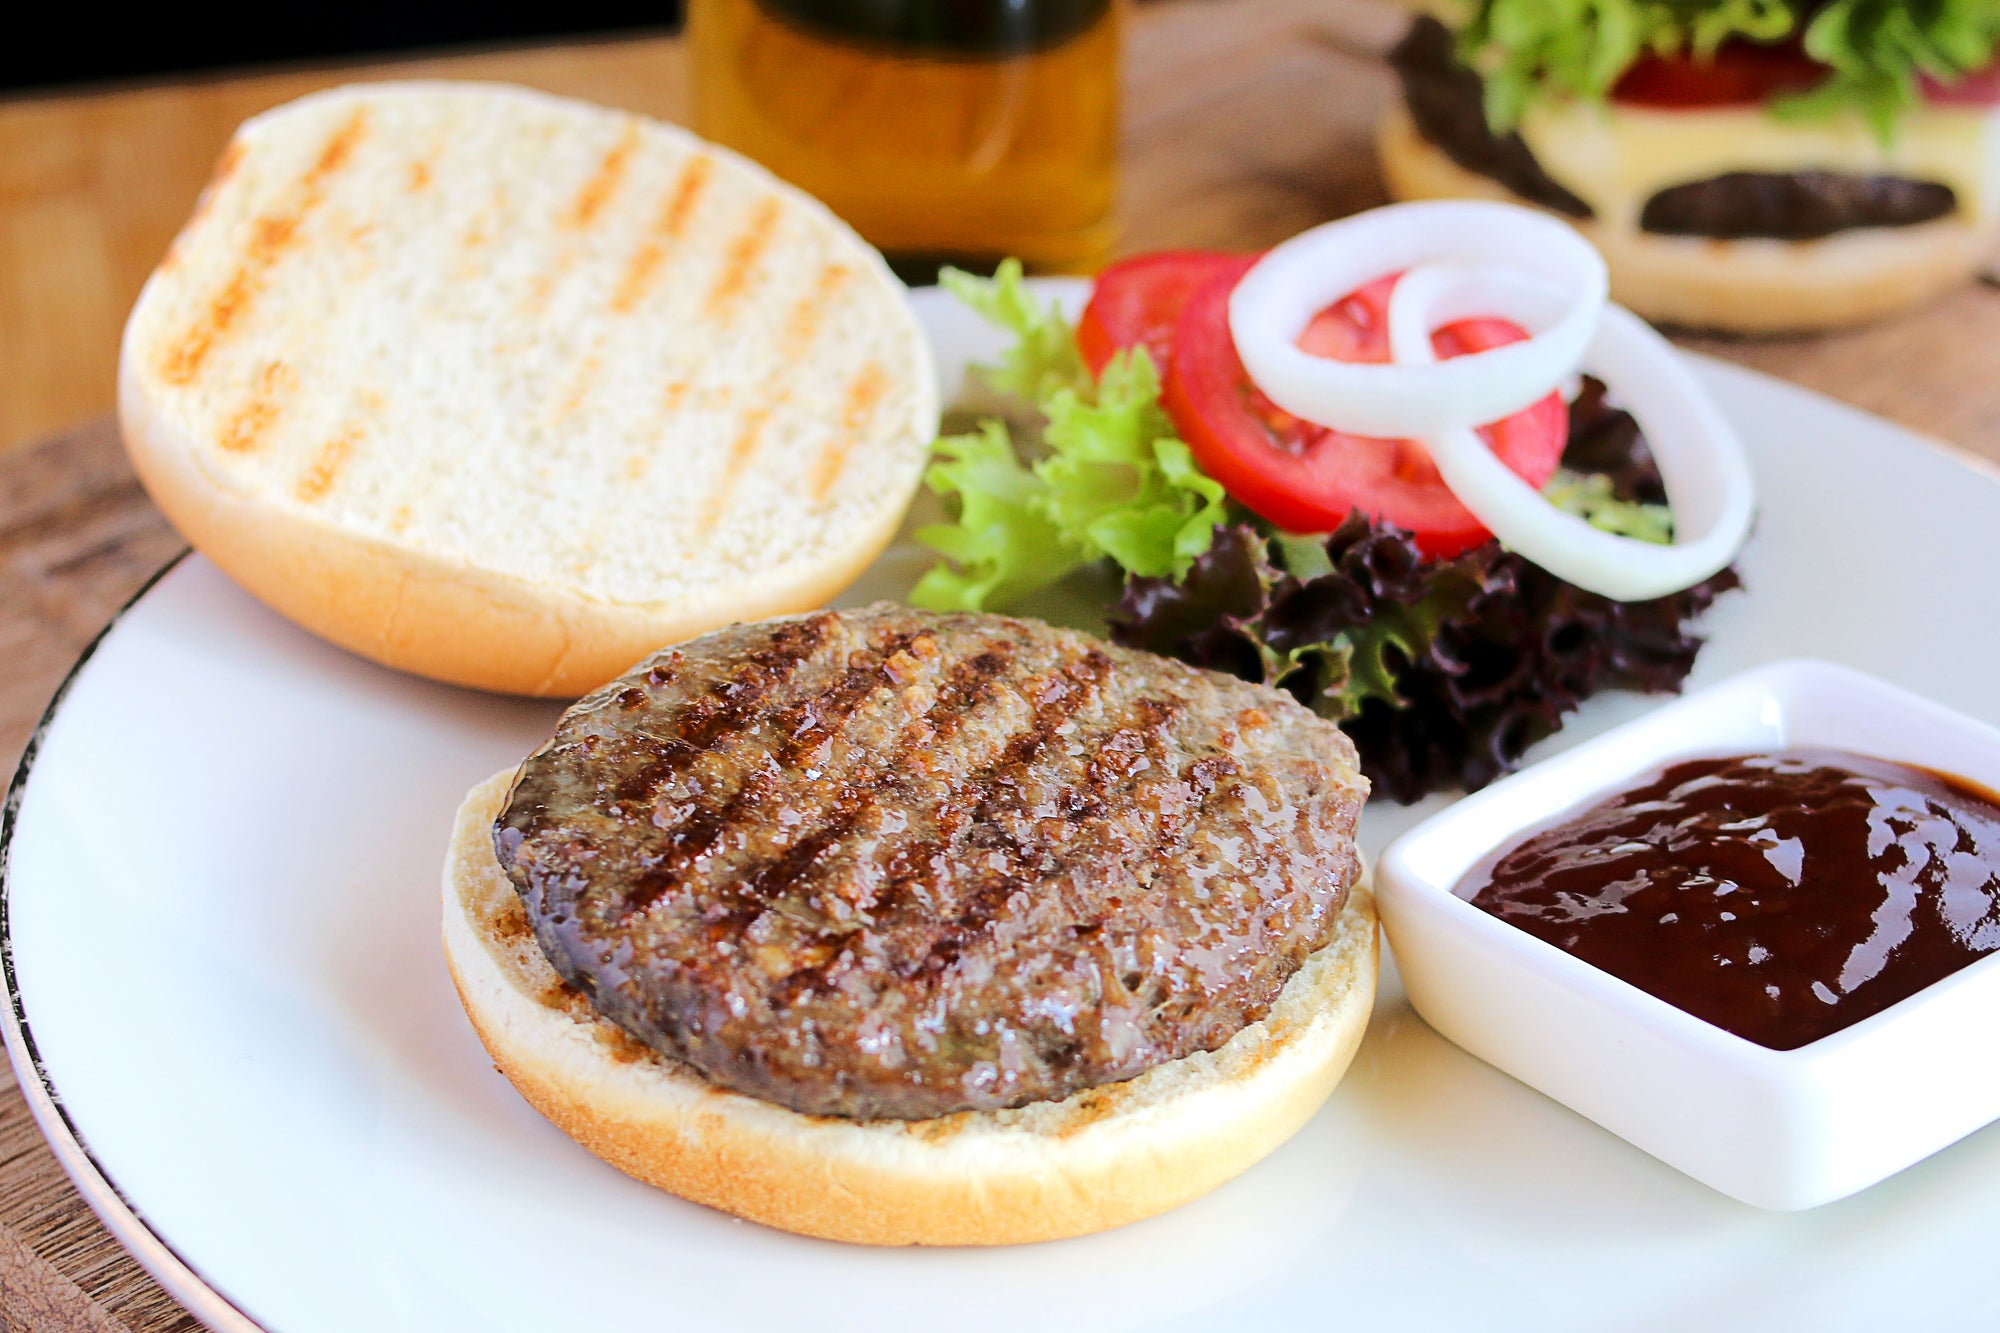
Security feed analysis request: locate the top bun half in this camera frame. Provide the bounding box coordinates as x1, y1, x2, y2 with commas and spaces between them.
119, 83, 938, 696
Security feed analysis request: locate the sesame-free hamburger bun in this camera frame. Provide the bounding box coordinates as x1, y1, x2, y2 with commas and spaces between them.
119, 83, 937, 696
442, 606, 1380, 1245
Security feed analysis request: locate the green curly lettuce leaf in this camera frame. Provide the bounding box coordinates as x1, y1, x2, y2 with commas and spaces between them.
938, 260, 1089, 403
1032, 350, 1229, 580
911, 422, 1084, 611
1458, 0, 1797, 129
912, 275, 1226, 612
1782, 0, 2000, 140
1543, 469, 1676, 544
1453, 0, 1999, 135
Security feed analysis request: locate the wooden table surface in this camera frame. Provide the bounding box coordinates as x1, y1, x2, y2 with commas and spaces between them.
4, 1, 2000, 1326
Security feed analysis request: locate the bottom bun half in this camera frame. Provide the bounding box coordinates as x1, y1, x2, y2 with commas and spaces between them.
443, 770, 1379, 1246
1378, 108, 2000, 335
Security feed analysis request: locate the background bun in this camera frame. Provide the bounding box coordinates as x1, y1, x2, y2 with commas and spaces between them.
120, 83, 938, 696
1378, 107, 2000, 334
443, 770, 1379, 1246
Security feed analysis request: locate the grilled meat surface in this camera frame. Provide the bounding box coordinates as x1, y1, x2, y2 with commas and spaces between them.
495, 605, 1367, 1120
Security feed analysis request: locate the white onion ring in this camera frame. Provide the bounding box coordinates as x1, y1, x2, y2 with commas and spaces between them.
1387, 263, 1756, 602
1227, 201, 1608, 439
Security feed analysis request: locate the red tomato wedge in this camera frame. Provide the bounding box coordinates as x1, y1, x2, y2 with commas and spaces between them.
1160, 269, 1568, 558
1612, 41, 1828, 107
1077, 251, 1257, 377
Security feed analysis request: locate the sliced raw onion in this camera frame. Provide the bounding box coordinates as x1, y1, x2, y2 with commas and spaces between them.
1227, 201, 1608, 439
1387, 265, 1756, 602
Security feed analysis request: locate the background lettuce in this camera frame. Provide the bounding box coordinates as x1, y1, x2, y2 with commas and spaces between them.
1455, 0, 2000, 135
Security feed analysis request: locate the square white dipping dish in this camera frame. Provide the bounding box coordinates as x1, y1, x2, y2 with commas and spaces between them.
1374, 659, 2000, 1211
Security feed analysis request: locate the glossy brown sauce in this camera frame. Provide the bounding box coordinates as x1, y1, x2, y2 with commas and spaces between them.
1464, 750, 2000, 1050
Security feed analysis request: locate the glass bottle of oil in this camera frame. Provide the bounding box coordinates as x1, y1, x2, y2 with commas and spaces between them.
687, 0, 1118, 280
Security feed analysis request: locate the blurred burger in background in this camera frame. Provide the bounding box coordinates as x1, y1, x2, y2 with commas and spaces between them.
1379, 1, 2000, 332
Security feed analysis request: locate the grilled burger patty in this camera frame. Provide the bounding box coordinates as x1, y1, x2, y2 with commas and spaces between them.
494, 605, 1367, 1120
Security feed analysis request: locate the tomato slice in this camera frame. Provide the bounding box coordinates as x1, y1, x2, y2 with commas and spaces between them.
1161, 270, 1568, 557
1612, 41, 1827, 108
1611, 42, 2000, 110
1077, 251, 1257, 377
1923, 62, 2000, 106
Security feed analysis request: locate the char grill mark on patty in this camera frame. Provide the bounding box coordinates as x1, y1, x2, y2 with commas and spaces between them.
609, 624, 934, 923
596, 609, 838, 813
495, 606, 1367, 1120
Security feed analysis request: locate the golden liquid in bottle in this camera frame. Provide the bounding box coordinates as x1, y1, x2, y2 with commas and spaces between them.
688, 0, 1118, 277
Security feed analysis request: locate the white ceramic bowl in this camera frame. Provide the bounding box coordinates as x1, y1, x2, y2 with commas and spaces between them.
1374, 659, 2000, 1211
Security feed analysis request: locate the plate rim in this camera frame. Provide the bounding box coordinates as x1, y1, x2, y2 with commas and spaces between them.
0, 550, 264, 1333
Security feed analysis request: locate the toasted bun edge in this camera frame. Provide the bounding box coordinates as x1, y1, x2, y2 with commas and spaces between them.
117, 81, 939, 698
117, 334, 923, 698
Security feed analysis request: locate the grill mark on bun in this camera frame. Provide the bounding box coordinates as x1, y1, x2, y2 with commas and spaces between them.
306, 108, 369, 182
553, 350, 605, 425
704, 196, 783, 322
521, 250, 580, 317
612, 155, 714, 314
565, 118, 642, 229
216, 360, 294, 454
661, 155, 715, 237
698, 402, 778, 535
158, 108, 368, 388
781, 262, 853, 356
811, 361, 889, 502
625, 379, 694, 481
201, 142, 245, 207
295, 424, 364, 502
460, 211, 493, 258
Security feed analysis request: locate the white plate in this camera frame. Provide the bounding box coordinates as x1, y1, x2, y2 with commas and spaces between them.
9, 281, 2000, 1332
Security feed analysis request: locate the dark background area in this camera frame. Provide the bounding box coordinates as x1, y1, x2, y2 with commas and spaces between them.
1, 4, 686, 93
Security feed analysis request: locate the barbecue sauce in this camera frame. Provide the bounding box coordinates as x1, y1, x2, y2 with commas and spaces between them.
1464, 750, 2000, 1050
